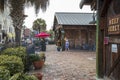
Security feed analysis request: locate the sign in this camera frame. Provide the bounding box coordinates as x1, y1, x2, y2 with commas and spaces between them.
111, 44, 117, 53
104, 37, 109, 44
108, 15, 120, 34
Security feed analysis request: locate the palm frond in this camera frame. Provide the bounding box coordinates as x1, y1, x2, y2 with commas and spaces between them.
25, 0, 49, 14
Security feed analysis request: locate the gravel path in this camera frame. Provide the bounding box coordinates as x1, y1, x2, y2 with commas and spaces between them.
29, 45, 96, 80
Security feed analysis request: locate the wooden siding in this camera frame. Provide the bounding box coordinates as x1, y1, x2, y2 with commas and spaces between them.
102, 0, 120, 79
63, 25, 96, 50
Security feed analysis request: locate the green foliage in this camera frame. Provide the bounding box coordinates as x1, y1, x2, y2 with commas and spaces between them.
0, 55, 24, 76
34, 40, 40, 47
39, 52, 46, 61
29, 53, 46, 63
15, 47, 27, 63
2, 47, 27, 67
25, 75, 38, 80
25, 52, 45, 71
29, 54, 41, 62
1, 47, 29, 72
48, 40, 55, 44
10, 73, 38, 80
2, 47, 26, 61
32, 18, 46, 32
2, 47, 16, 55
39, 52, 45, 58
47, 29, 55, 44
9, 73, 21, 80
47, 29, 54, 40
0, 66, 10, 80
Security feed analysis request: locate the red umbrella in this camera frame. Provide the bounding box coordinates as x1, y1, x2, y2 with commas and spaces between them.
35, 32, 50, 38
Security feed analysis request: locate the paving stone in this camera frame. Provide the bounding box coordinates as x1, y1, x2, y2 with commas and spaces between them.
29, 45, 96, 80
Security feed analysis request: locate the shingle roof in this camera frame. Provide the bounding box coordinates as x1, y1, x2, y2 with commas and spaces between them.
55, 12, 94, 25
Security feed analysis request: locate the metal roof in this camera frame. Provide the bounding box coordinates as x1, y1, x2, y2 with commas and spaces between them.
55, 12, 94, 25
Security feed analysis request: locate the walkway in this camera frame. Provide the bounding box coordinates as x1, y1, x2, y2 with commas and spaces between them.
29, 45, 96, 80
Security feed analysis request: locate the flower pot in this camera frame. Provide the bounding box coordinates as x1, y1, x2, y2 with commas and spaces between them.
34, 73, 43, 80
57, 47, 61, 51
33, 60, 44, 69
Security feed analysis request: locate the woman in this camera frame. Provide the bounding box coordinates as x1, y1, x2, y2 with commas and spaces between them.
65, 40, 69, 51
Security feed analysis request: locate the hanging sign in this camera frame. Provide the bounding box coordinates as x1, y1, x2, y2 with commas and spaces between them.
108, 15, 120, 35
104, 37, 109, 44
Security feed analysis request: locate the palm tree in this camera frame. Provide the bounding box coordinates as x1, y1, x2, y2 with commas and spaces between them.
0, 0, 4, 12
47, 29, 54, 40
0, 0, 49, 46
32, 18, 46, 33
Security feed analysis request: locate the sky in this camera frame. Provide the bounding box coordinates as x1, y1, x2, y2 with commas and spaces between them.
24, 0, 92, 30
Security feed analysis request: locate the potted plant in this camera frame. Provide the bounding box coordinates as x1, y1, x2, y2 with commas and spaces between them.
57, 46, 61, 51
34, 72, 43, 80
29, 54, 45, 69
39, 52, 46, 61
56, 40, 61, 51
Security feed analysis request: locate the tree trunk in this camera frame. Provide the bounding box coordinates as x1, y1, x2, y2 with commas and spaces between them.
10, 0, 25, 47
15, 27, 21, 46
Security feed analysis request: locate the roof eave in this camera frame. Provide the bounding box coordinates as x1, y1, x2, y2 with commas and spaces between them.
61, 24, 96, 26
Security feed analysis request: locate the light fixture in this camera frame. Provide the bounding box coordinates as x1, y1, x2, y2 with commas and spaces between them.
89, 11, 96, 24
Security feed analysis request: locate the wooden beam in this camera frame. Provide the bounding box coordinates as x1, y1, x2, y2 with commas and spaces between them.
91, 0, 97, 10
100, 0, 112, 17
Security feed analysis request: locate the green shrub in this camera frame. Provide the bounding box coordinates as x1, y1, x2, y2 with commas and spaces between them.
1, 47, 27, 72
9, 73, 21, 80
2, 47, 27, 62
0, 66, 10, 80
10, 73, 38, 80
0, 55, 24, 76
2, 48, 16, 55
15, 47, 27, 65
16, 47, 28, 72
26, 75, 38, 80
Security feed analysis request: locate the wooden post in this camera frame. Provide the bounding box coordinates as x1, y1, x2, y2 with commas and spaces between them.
96, 0, 104, 78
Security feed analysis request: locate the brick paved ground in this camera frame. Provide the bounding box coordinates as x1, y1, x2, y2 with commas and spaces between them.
29, 45, 96, 80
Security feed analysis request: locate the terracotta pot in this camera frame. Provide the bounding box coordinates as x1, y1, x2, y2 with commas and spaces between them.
34, 73, 43, 80
33, 60, 44, 69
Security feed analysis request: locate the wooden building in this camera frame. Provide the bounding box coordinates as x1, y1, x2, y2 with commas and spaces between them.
80, 0, 120, 79
53, 12, 96, 51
